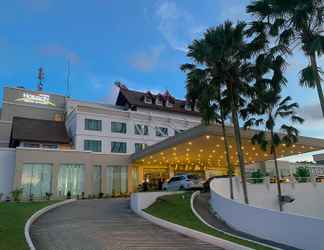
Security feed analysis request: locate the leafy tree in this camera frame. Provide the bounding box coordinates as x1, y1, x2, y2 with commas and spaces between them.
247, 0, 324, 116
243, 89, 304, 211
294, 166, 311, 183
185, 21, 253, 204
181, 64, 235, 199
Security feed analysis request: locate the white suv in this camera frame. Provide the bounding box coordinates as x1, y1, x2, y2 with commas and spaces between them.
162, 174, 203, 191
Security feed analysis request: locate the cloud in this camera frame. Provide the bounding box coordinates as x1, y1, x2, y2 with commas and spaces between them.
39, 44, 80, 64
155, 1, 205, 52
129, 46, 163, 72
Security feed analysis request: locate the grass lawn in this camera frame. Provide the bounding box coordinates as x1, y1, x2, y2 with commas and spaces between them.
144, 193, 274, 250
0, 201, 58, 250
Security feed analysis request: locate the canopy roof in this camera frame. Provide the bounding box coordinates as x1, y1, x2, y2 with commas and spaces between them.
131, 125, 324, 169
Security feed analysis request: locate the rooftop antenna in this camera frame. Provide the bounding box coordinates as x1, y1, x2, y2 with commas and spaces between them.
37, 67, 45, 91
66, 60, 71, 97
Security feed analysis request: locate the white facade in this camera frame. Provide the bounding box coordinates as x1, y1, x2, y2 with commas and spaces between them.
66, 99, 201, 154
0, 148, 16, 200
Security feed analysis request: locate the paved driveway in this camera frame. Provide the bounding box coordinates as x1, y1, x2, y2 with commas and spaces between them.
31, 199, 222, 250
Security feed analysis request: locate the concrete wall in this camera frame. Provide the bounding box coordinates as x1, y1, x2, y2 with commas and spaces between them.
0, 148, 16, 199
210, 179, 324, 250
130, 191, 180, 212
218, 177, 324, 219
0, 120, 12, 147
15, 147, 132, 197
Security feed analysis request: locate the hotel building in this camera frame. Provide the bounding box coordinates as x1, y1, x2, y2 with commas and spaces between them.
0, 85, 324, 200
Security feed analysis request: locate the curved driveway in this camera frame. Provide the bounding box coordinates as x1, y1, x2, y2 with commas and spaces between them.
31, 199, 222, 250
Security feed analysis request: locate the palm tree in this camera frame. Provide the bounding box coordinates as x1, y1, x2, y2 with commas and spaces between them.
181, 64, 235, 199
247, 0, 324, 117
243, 88, 304, 211
186, 21, 252, 204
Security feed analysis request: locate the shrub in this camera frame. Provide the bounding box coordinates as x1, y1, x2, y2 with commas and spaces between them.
45, 192, 53, 200
250, 169, 265, 183
11, 188, 23, 202
66, 191, 71, 199
294, 166, 310, 183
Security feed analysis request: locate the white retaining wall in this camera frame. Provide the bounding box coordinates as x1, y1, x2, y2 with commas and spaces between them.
220, 177, 324, 219
130, 191, 180, 212
0, 148, 15, 200
210, 178, 324, 250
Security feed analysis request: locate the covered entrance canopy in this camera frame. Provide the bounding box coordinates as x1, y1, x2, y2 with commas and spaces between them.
131, 125, 324, 181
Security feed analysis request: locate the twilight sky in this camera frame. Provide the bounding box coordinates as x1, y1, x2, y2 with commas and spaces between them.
1, 0, 324, 161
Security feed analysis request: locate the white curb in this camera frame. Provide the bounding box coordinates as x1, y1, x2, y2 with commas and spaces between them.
24, 199, 76, 250
191, 191, 281, 250
132, 193, 249, 250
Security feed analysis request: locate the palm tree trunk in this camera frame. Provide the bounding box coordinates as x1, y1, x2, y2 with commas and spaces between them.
310, 53, 324, 117
220, 112, 234, 199
232, 109, 249, 204
271, 130, 283, 211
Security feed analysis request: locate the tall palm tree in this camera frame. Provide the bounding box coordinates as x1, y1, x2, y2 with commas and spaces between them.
181, 64, 235, 199
243, 88, 304, 211
247, 0, 324, 117
186, 21, 252, 204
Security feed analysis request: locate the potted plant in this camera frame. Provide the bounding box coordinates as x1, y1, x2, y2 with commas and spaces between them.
66, 191, 71, 199
11, 188, 23, 202
250, 169, 265, 184
45, 192, 53, 201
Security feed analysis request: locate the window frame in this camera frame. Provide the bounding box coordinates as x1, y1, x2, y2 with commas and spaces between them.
155, 126, 168, 137
134, 124, 149, 136
111, 121, 127, 134
84, 139, 102, 152
111, 141, 127, 154
85, 118, 102, 131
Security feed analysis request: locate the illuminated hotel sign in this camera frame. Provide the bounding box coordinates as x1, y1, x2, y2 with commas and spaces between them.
15, 93, 56, 107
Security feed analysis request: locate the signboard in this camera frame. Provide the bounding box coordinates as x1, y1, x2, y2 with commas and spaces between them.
15, 92, 56, 107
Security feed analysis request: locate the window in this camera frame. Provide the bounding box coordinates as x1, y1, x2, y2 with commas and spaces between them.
84, 140, 102, 152
155, 97, 163, 106
135, 143, 147, 153
111, 121, 126, 134
156, 126, 168, 137
43, 144, 58, 149
23, 143, 40, 148
93, 165, 102, 194
144, 95, 152, 104
106, 166, 128, 195
111, 141, 127, 153
85, 119, 102, 131
134, 124, 149, 136
175, 129, 185, 135
57, 164, 84, 196
185, 103, 192, 111
21, 163, 52, 199
166, 100, 173, 108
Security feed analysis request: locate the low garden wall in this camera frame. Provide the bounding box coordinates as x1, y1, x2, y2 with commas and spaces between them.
210, 178, 324, 250
130, 191, 180, 212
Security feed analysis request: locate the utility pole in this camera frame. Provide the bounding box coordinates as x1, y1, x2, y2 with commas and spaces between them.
37, 67, 45, 91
